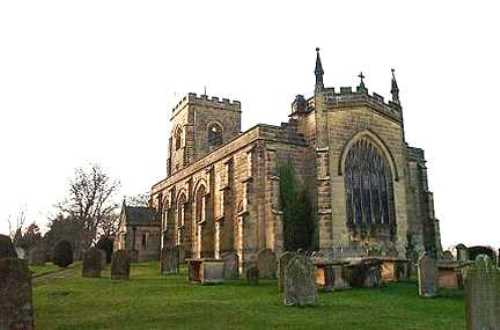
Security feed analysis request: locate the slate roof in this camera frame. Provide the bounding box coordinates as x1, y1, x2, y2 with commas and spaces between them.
123, 206, 159, 226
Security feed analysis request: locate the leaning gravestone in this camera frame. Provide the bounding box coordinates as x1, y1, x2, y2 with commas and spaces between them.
0, 234, 17, 259
278, 252, 295, 292
246, 265, 259, 285
418, 253, 438, 298
441, 250, 454, 262
99, 249, 107, 269
465, 255, 500, 330
29, 246, 46, 266
284, 255, 318, 306
111, 250, 130, 280
456, 244, 469, 262
82, 247, 103, 278
256, 248, 277, 279
0, 258, 34, 330
221, 251, 239, 280
160, 246, 179, 275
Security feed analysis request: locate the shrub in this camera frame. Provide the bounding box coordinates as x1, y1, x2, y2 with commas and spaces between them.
52, 240, 73, 268
0, 234, 17, 259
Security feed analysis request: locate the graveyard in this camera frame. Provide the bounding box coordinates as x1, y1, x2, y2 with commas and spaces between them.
31, 261, 466, 330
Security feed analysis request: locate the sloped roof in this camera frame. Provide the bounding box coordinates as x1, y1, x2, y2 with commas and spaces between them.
123, 206, 159, 226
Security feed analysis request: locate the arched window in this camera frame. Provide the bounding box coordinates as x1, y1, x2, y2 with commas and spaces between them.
174, 127, 182, 151
207, 123, 223, 147
344, 139, 395, 225
195, 185, 207, 222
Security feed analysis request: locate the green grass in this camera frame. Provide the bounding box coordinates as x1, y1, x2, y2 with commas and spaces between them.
30, 262, 62, 276
33, 262, 465, 330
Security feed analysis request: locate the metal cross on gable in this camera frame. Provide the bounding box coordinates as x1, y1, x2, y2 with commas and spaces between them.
358, 71, 366, 88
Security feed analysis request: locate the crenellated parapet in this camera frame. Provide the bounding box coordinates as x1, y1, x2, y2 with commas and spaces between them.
171, 92, 241, 118
320, 86, 402, 123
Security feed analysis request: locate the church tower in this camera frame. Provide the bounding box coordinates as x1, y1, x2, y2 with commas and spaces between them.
166, 93, 242, 176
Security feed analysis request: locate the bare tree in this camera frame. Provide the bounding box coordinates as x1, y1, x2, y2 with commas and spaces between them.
7, 207, 27, 245
125, 192, 150, 207
58, 164, 120, 250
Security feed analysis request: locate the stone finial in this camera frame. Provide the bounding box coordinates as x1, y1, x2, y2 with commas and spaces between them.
314, 47, 324, 92
391, 68, 400, 104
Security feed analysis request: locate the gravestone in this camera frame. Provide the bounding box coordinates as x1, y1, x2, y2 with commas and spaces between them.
456, 243, 469, 262
278, 252, 296, 292
284, 255, 318, 306
15, 247, 26, 260
99, 249, 107, 269
111, 250, 130, 280
256, 248, 277, 279
418, 253, 438, 298
0, 234, 17, 259
200, 260, 225, 284
29, 247, 46, 266
129, 250, 138, 263
347, 259, 383, 288
246, 265, 259, 285
465, 255, 500, 330
441, 250, 454, 262
0, 258, 34, 330
221, 252, 239, 280
82, 247, 103, 278
160, 246, 179, 275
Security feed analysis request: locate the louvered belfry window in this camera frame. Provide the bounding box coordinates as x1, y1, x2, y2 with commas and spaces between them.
344, 139, 395, 225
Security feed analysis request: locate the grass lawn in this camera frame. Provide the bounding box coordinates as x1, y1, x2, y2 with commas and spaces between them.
33, 261, 465, 330
30, 262, 63, 276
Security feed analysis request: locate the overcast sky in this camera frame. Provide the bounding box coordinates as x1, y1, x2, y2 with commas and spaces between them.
1, 1, 499, 250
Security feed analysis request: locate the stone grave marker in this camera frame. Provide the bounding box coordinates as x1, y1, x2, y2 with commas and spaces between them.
284, 255, 318, 306
99, 249, 107, 269
465, 255, 499, 330
29, 247, 46, 266
246, 265, 259, 285
82, 247, 103, 278
111, 250, 130, 280
256, 248, 277, 279
456, 244, 469, 262
0, 234, 17, 259
161, 246, 179, 275
418, 253, 438, 298
0, 258, 34, 330
221, 251, 239, 280
278, 252, 295, 292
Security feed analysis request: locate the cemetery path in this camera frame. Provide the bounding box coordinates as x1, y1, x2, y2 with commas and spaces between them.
32, 264, 81, 286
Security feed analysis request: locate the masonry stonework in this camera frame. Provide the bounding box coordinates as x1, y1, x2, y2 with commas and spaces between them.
146, 49, 441, 274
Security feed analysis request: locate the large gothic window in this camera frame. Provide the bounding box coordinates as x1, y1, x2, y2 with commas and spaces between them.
344, 139, 395, 226
207, 123, 223, 147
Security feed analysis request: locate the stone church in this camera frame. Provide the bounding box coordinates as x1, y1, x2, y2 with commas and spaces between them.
120, 49, 442, 270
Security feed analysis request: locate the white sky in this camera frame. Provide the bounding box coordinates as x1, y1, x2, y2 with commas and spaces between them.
1, 1, 499, 250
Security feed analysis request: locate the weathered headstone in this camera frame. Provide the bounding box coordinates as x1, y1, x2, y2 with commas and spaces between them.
456, 243, 469, 262
347, 259, 383, 288
246, 265, 259, 285
278, 252, 295, 292
284, 255, 318, 306
200, 260, 225, 284
15, 247, 26, 260
221, 251, 239, 280
418, 253, 438, 298
82, 247, 103, 278
160, 246, 179, 275
465, 255, 500, 330
29, 246, 46, 266
0, 258, 34, 330
99, 249, 107, 269
441, 250, 454, 262
129, 249, 138, 263
256, 248, 277, 279
111, 250, 130, 280
0, 234, 17, 259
